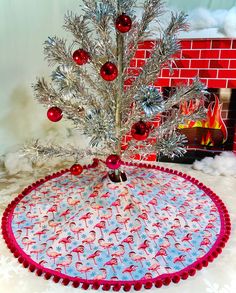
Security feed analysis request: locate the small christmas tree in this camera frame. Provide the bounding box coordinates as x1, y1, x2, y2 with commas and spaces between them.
25, 0, 206, 174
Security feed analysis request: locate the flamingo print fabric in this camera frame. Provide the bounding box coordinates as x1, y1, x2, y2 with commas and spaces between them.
9, 164, 222, 282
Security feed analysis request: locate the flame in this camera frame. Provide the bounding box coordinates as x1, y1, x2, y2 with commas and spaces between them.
179, 95, 228, 143
201, 130, 214, 146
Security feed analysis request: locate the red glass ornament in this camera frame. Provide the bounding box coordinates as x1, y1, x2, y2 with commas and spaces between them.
115, 13, 132, 33
47, 107, 63, 122
131, 120, 150, 141
72, 49, 90, 65
100, 62, 118, 81
106, 155, 121, 170
70, 164, 83, 176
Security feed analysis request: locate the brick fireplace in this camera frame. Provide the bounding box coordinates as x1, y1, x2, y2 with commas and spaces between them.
125, 38, 236, 162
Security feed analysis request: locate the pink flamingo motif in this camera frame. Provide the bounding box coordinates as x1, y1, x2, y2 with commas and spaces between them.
197, 248, 206, 259
148, 258, 160, 275
91, 202, 103, 217
129, 252, 146, 267
75, 262, 93, 279
109, 227, 122, 241
46, 231, 60, 244
111, 244, 125, 262
160, 237, 170, 250
161, 206, 172, 216
118, 187, 129, 201
176, 212, 187, 225
82, 231, 96, 249
124, 203, 135, 215
121, 235, 134, 250
48, 220, 61, 232
122, 265, 137, 280
156, 215, 169, 225
200, 237, 211, 247
24, 224, 34, 237
88, 190, 99, 199
155, 248, 167, 264
34, 215, 48, 228
79, 212, 93, 228
14, 206, 26, 218
34, 229, 49, 241
22, 237, 36, 250
71, 245, 84, 260
47, 205, 58, 219
205, 223, 216, 231
67, 196, 80, 207
26, 212, 38, 222
104, 258, 118, 274
15, 219, 26, 228
138, 212, 148, 225
101, 192, 110, 199
171, 218, 182, 230
98, 238, 114, 255
101, 208, 113, 224
15, 229, 22, 240
46, 247, 62, 264
145, 228, 159, 244
165, 230, 177, 242
58, 236, 73, 251
152, 222, 162, 233
111, 199, 121, 213
94, 221, 106, 238
59, 209, 71, 221
138, 240, 150, 255
69, 222, 84, 239
173, 255, 186, 266
175, 243, 191, 254
130, 219, 142, 239
182, 233, 193, 247
192, 217, 202, 227
94, 268, 107, 280
116, 214, 129, 229
87, 250, 101, 265
148, 198, 158, 211
57, 254, 73, 273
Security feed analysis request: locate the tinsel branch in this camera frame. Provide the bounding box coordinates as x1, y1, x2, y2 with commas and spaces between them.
82, 0, 116, 61
63, 10, 118, 109
156, 106, 207, 137
163, 79, 208, 111
44, 37, 112, 100
122, 12, 188, 126
23, 140, 112, 162
33, 78, 83, 123
124, 0, 164, 68
156, 131, 188, 158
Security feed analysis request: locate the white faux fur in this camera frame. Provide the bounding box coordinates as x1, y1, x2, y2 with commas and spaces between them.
193, 152, 236, 177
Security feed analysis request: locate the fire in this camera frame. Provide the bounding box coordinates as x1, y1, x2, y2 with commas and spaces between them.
201, 130, 214, 146
179, 95, 228, 145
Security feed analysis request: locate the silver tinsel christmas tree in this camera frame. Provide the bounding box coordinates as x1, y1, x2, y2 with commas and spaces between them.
24, 0, 207, 164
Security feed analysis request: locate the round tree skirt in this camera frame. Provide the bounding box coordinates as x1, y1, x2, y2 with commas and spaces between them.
1, 160, 231, 291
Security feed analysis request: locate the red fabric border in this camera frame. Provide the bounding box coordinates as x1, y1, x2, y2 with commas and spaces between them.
1, 159, 231, 291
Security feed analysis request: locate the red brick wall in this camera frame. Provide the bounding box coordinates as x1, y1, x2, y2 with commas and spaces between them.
126, 38, 236, 158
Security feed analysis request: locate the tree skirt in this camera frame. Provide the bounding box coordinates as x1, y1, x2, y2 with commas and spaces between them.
1, 160, 231, 291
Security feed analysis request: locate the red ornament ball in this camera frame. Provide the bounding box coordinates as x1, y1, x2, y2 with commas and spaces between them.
115, 13, 132, 33
100, 62, 118, 81
47, 107, 63, 122
73, 49, 90, 65
131, 120, 150, 141
70, 164, 83, 176
106, 154, 121, 170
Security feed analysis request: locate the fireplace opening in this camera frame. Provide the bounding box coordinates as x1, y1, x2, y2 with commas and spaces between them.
159, 87, 236, 163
